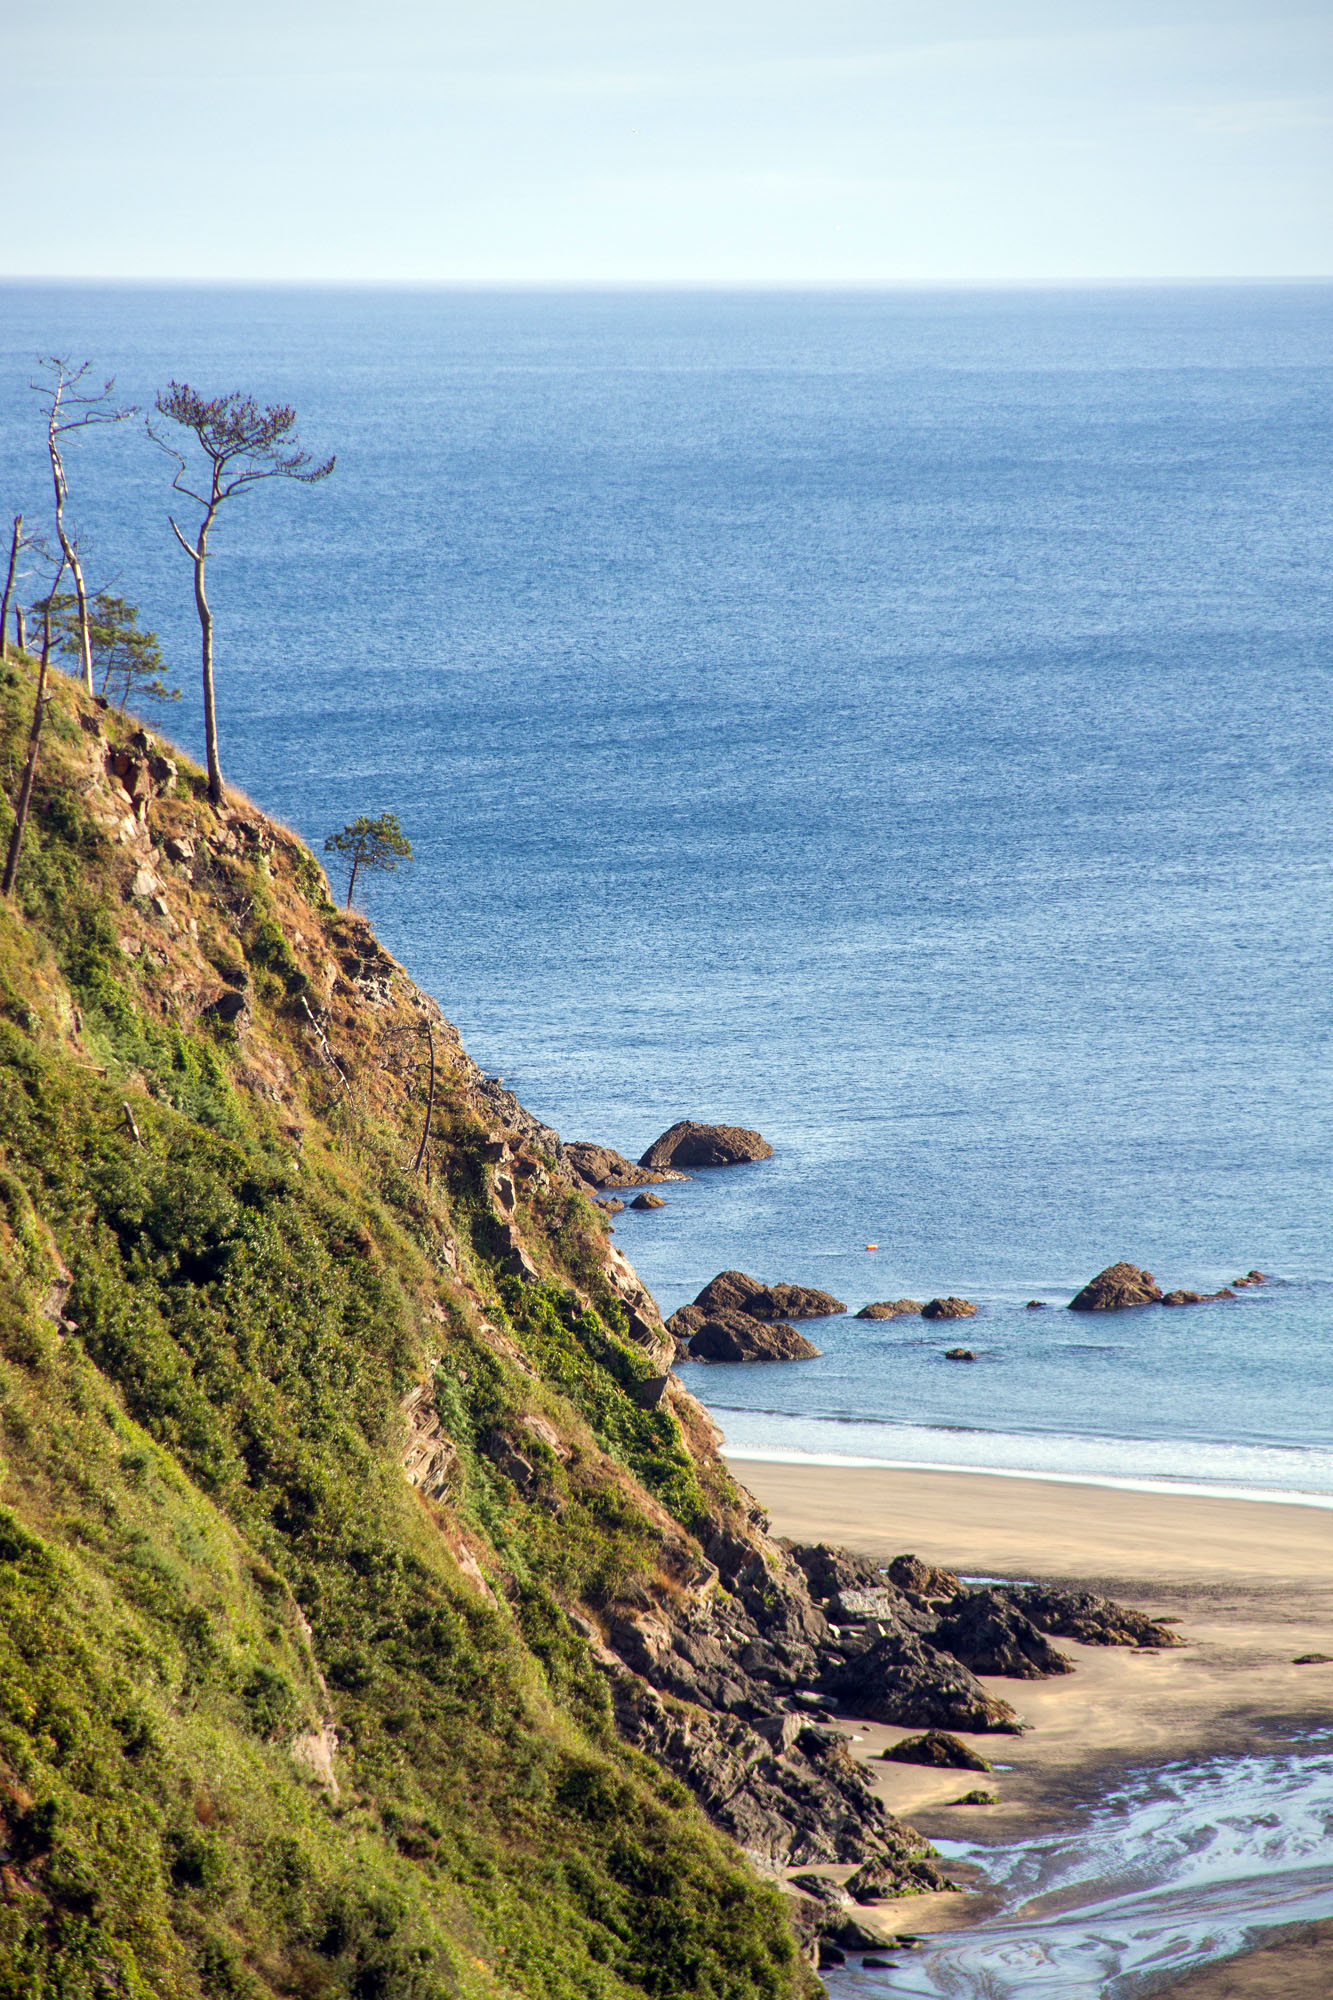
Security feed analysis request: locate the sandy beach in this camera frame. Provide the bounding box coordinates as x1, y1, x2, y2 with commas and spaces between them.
728, 1457, 1333, 1990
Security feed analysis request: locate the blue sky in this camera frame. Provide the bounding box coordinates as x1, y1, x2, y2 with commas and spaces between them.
6, 0, 1330, 281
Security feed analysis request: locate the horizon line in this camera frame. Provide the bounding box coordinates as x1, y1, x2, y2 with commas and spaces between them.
2, 273, 1331, 294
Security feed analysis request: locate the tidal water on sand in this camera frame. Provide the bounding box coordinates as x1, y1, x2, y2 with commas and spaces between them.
822, 1736, 1333, 1998
1, 281, 1331, 1491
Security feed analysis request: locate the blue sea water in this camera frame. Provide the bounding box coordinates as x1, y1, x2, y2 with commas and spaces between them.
2, 281, 1331, 1498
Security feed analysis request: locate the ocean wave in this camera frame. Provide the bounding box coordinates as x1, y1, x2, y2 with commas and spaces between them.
716, 1407, 1333, 1505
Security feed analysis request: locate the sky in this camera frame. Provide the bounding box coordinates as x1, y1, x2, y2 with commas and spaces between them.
4, 0, 1330, 283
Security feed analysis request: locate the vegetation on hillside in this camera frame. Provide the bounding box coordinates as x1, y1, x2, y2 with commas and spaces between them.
0, 654, 815, 2000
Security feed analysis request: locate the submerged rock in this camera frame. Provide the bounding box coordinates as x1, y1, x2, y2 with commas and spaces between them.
639, 1121, 773, 1169
1068, 1262, 1163, 1311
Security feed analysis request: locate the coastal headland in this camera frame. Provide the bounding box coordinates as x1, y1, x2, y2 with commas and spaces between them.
0, 656, 1325, 1996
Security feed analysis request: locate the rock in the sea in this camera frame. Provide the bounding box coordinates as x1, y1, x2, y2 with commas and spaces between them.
856, 1299, 924, 1320
1161, 1287, 1236, 1306
948, 1788, 999, 1806
566, 1141, 686, 1189
1025, 1300, 1046, 1310
1012, 1586, 1182, 1649
943, 1347, 977, 1361
1232, 1269, 1270, 1287
686, 1310, 822, 1364
638, 1121, 774, 1170
596, 1197, 625, 1215
693, 1270, 846, 1321
628, 1191, 667, 1210
880, 1731, 992, 1772
922, 1297, 977, 1321
1067, 1262, 1163, 1311
822, 1631, 1022, 1732
932, 1589, 1074, 1680
886, 1555, 964, 1604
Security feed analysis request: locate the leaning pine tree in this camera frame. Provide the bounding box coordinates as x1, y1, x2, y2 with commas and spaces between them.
149, 385, 333, 806
325, 813, 412, 908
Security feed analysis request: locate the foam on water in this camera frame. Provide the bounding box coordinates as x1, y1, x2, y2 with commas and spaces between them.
822, 1739, 1333, 1997
717, 1410, 1333, 1504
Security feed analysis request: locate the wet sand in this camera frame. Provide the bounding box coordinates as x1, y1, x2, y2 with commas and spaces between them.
728, 1458, 1333, 1986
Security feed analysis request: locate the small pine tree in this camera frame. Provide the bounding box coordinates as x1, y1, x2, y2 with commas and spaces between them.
324, 813, 412, 909
38, 589, 178, 711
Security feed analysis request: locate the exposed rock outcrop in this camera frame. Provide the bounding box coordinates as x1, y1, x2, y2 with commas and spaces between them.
943, 1347, 977, 1361
565, 1140, 686, 1189
693, 1270, 846, 1321
685, 1311, 822, 1364
855, 1299, 924, 1320
921, 1297, 977, 1321
844, 1838, 955, 1900
821, 1631, 1022, 1733
880, 1731, 992, 1772
1013, 1586, 1183, 1649
1067, 1262, 1163, 1311
1162, 1287, 1236, 1306
629, 1191, 667, 1210
639, 1122, 774, 1170
931, 1588, 1074, 1680
886, 1556, 964, 1606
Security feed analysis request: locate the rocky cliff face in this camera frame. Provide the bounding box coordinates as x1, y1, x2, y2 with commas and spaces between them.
0, 663, 1181, 1999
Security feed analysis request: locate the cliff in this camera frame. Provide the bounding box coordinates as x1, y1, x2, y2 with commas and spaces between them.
0, 659, 906, 1998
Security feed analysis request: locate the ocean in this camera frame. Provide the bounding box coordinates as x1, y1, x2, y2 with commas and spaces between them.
2, 280, 1330, 1501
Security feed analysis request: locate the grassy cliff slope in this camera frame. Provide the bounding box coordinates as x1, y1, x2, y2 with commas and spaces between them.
0, 656, 822, 2000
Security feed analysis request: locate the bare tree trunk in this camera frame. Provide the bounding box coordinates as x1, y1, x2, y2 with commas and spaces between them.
14, 605, 25, 655
345, 850, 361, 909
47, 429, 93, 693
196, 533, 222, 806
412, 1021, 437, 1175
2, 625, 53, 898
172, 508, 222, 806
0, 516, 21, 664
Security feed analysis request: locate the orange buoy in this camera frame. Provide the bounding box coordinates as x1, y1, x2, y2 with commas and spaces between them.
865, 1242, 878, 1251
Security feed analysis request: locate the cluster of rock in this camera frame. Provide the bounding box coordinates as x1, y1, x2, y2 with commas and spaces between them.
668, 1270, 847, 1364
565, 1141, 687, 1192
582, 1521, 1179, 1887
567, 1121, 774, 1197
1069, 1262, 1270, 1312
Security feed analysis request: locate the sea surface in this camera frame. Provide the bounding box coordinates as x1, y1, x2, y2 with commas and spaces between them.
2, 281, 1331, 1498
